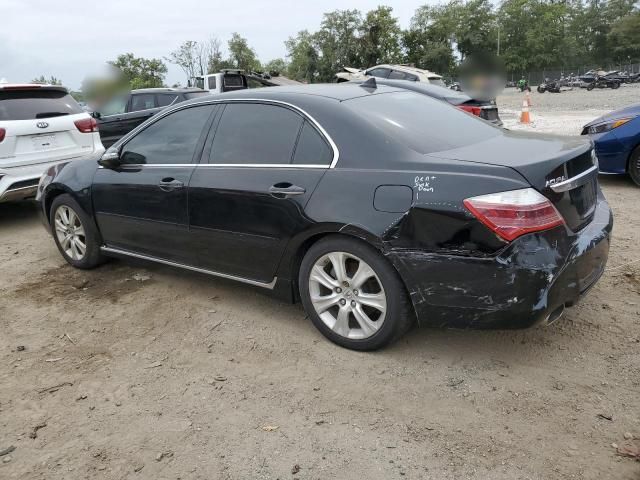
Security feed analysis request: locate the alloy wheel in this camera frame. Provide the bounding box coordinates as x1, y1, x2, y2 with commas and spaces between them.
308, 251, 387, 340
54, 205, 87, 261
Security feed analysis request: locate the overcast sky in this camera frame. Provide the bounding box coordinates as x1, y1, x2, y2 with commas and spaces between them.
1, 0, 433, 90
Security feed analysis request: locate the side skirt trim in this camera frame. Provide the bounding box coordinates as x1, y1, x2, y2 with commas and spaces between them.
100, 246, 277, 289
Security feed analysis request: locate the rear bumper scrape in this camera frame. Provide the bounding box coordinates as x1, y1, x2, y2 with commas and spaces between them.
386, 194, 613, 329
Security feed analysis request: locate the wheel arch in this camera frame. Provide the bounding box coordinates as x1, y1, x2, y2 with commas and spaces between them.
278, 224, 415, 311
43, 184, 75, 226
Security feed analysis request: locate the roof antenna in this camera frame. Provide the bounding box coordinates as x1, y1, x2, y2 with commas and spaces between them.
360, 77, 377, 89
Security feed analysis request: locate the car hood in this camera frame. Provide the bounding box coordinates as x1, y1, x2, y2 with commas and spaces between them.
583, 102, 640, 128
427, 129, 591, 189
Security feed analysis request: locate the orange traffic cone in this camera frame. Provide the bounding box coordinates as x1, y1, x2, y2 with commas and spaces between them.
520, 99, 531, 124
525, 90, 533, 106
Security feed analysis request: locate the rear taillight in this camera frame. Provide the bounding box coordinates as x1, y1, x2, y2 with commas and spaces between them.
74, 117, 98, 133
463, 188, 564, 242
458, 105, 482, 117
0, 128, 5, 142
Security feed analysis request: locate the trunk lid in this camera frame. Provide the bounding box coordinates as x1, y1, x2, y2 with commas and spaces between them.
429, 131, 598, 232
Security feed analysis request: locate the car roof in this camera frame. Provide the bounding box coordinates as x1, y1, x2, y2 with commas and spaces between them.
131, 87, 207, 94
0, 83, 68, 93
180, 83, 408, 106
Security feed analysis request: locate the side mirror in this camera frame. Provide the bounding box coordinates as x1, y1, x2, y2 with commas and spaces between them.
98, 151, 121, 169
91, 111, 101, 119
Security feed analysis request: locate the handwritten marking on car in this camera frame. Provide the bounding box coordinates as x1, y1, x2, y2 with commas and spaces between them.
414, 175, 436, 199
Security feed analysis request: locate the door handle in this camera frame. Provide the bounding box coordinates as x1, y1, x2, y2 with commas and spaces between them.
269, 183, 306, 198
158, 178, 184, 192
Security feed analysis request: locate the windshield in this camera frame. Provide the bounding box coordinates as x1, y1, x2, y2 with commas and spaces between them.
344, 91, 500, 154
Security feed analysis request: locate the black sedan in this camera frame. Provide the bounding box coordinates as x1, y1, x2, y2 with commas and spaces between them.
350, 78, 502, 125
36, 83, 612, 351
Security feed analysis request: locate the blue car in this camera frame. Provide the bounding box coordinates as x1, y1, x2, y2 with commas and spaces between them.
582, 102, 640, 186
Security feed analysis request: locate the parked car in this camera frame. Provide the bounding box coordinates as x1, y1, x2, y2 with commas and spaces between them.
93, 87, 209, 147
335, 64, 446, 86
37, 83, 612, 350
350, 78, 502, 126
0, 83, 104, 203
582, 102, 640, 186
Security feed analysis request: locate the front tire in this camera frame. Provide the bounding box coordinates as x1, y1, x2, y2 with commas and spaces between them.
299, 235, 413, 351
537, 85, 545, 93
50, 194, 105, 269
628, 146, 640, 187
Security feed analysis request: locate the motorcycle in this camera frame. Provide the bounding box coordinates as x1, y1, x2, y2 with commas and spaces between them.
537, 77, 562, 93
586, 74, 621, 90
517, 79, 531, 92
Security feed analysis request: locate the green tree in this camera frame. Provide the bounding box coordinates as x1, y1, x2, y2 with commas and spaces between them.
167, 40, 203, 81
359, 6, 402, 67
263, 58, 288, 74
404, 5, 457, 74
313, 9, 363, 81
609, 10, 640, 61
454, 0, 496, 60
285, 30, 320, 82
109, 53, 167, 89
31, 75, 62, 85
228, 33, 261, 71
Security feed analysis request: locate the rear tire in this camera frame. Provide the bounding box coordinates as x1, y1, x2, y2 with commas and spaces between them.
299, 235, 414, 351
628, 146, 640, 187
50, 194, 106, 269
587, 83, 595, 91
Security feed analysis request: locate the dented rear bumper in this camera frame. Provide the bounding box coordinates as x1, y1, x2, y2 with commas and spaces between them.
387, 193, 613, 329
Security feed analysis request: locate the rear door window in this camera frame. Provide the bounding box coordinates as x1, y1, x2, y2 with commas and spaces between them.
129, 94, 156, 112
120, 105, 214, 165
366, 68, 391, 79
292, 121, 332, 166
388, 70, 408, 80
0, 89, 83, 120
209, 103, 303, 165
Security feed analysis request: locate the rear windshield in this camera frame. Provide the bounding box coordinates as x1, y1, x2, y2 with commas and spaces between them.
183, 91, 210, 99
344, 91, 499, 154
0, 89, 83, 121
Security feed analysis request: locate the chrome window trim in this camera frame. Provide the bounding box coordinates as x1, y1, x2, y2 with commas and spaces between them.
114, 98, 340, 169
111, 163, 330, 170
100, 246, 277, 289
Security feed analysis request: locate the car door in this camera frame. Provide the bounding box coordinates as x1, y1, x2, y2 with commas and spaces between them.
93, 104, 217, 264
188, 101, 334, 283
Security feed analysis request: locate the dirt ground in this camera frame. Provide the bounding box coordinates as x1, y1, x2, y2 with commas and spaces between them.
498, 82, 640, 135
1, 96, 640, 480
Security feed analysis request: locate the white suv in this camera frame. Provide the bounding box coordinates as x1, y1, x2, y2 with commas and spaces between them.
336, 64, 446, 86
0, 84, 104, 202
